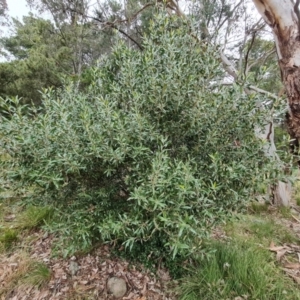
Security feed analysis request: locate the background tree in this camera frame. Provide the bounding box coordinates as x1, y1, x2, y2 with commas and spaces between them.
0, 2, 115, 104
0, 0, 7, 23
27, 0, 118, 56
0, 16, 64, 103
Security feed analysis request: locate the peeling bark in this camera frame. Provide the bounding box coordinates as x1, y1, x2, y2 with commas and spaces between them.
253, 0, 300, 154
252, 0, 300, 205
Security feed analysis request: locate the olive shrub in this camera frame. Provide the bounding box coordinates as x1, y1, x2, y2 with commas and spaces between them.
0, 15, 282, 258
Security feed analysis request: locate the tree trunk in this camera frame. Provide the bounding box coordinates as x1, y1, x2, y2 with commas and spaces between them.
252, 0, 300, 205
253, 0, 300, 154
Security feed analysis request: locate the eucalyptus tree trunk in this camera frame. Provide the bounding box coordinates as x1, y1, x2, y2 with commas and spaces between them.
252, 0, 300, 150
251, 0, 300, 205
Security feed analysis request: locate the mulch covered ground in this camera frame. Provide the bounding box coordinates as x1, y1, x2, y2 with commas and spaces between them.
0, 230, 177, 300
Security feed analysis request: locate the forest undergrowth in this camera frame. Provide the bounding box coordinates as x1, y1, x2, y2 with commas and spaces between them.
1, 190, 300, 299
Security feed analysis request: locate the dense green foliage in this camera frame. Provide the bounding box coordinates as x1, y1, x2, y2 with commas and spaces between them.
0, 15, 283, 258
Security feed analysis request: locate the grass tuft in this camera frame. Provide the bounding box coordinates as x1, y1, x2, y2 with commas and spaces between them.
0, 228, 18, 251
0, 253, 51, 297
277, 206, 292, 219
16, 205, 53, 230
226, 215, 298, 245
178, 240, 299, 300
249, 201, 269, 214
23, 262, 51, 287
248, 218, 297, 244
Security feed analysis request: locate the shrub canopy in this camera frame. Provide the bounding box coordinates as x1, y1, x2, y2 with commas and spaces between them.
0, 15, 282, 257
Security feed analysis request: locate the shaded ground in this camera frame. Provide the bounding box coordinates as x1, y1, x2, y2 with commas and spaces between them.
2, 201, 300, 299
0, 228, 176, 300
